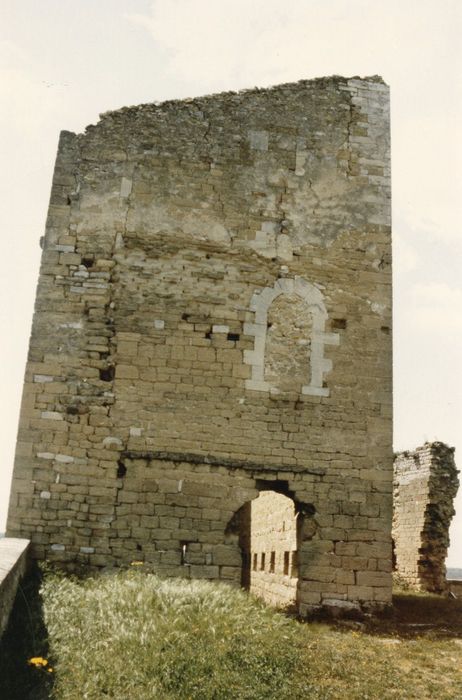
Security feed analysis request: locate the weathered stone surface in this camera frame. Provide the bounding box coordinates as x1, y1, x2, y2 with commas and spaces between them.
6, 75, 392, 614
393, 442, 459, 593
0, 538, 30, 638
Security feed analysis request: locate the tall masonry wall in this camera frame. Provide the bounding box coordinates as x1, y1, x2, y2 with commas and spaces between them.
393, 442, 459, 593
6, 76, 392, 615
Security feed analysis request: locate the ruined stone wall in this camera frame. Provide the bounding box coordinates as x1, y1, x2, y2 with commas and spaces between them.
7, 76, 392, 614
249, 491, 298, 607
393, 443, 459, 593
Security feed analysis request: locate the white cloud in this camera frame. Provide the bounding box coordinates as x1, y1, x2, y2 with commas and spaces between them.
393, 229, 419, 273
409, 282, 462, 333
0, 40, 65, 136
125, 0, 392, 90
0, 38, 27, 66
126, 0, 461, 90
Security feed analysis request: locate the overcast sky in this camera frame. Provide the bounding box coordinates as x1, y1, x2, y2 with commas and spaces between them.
1, 0, 461, 564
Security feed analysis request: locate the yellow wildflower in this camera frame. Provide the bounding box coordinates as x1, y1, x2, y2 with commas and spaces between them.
28, 656, 48, 667
130, 560, 144, 566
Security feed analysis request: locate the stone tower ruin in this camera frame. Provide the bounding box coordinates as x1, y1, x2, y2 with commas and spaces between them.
7, 76, 392, 615
393, 442, 459, 593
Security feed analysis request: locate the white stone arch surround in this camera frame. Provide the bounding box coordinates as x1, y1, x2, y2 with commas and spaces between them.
243, 277, 339, 397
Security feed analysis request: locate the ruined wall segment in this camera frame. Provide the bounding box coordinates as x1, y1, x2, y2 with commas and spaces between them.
7, 76, 392, 614
393, 442, 459, 593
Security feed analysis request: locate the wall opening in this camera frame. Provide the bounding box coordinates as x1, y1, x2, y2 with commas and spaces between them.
236, 484, 300, 610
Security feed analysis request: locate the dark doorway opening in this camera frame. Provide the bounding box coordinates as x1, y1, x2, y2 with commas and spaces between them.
232, 481, 300, 609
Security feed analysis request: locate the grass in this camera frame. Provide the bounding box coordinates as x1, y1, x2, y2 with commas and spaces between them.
2, 567, 462, 699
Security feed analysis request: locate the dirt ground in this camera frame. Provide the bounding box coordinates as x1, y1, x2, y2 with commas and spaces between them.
332, 592, 462, 639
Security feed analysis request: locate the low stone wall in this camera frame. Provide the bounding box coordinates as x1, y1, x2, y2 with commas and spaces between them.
0, 538, 30, 638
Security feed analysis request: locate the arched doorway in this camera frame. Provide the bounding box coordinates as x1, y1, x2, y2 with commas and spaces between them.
227, 481, 301, 610
248, 489, 299, 608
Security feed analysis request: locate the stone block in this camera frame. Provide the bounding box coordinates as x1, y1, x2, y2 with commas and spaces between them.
212, 545, 242, 566
356, 571, 390, 587
190, 565, 220, 579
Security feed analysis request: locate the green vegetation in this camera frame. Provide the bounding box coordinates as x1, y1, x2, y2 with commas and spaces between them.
0, 566, 52, 700
2, 567, 462, 699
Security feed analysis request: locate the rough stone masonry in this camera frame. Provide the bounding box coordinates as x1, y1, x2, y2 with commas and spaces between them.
6, 76, 392, 615
393, 442, 459, 593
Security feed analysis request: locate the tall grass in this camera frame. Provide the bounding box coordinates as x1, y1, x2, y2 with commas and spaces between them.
40, 570, 462, 700
43, 571, 300, 699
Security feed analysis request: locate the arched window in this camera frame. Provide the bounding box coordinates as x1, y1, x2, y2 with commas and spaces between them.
244, 277, 339, 396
